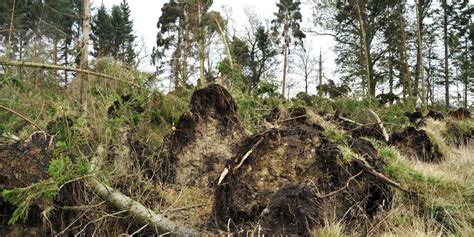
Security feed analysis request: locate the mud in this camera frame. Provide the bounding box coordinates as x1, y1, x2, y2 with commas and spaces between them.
390, 126, 443, 162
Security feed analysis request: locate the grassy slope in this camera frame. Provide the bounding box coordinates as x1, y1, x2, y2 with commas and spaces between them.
1, 68, 473, 235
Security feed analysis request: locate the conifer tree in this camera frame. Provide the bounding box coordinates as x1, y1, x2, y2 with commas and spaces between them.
272, 0, 305, 98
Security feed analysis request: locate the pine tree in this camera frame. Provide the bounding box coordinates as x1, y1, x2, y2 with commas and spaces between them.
91, 4, 113, 58
272, 0, 305, 98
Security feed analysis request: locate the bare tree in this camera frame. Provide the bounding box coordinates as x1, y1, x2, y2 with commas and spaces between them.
293, 43, 317, 94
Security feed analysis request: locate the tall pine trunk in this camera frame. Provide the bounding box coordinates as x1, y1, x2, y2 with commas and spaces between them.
355, 1, 372, 96
415, 0, 426, 108
80, 0, 90, 114
182, 15, 190, 89
198, 2, 206, 86
318, 48, 323, 97
398, 0, 411, 100
443, 0, 449, 107
174, 27, 182, 92
281, 15, 289, 99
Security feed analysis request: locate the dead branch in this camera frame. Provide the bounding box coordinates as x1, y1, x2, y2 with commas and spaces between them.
234, 137, 264, 170
218, 137, 265, 185
0, 60, 139, 87
333, 110, 363, 126
315, 171, 363, 198
353, 159, 411, 193
368, 109, 390, 142
0, 104, 46, 133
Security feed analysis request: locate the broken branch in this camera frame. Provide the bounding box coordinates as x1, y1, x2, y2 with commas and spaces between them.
353, 159, 411, 193
315, 171, 363, 198
368, 109, 390, 142
234, 137, 264, 170
0, 105, 46, 133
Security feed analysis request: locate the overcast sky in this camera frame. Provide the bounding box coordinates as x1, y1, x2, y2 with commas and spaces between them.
93, 0, 336, 95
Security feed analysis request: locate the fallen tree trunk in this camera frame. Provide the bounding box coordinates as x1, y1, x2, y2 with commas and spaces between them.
89, 145, 200, 236
88, 177, 200, 236
0, 60, 138, 87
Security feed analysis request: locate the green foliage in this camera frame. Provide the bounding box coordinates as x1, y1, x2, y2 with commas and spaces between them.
2, 181, 58, 224
322, 127, 347, 145
255, 80, 279, 98
2, 156, 90, 224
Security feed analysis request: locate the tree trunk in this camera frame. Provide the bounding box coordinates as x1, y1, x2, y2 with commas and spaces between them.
80, 0, 90, 114
426, 43, 433, 105
318, 48, 323, 97
415, 0, 426, 108
398, 0, 412, 99
6, 0, 16, 59
52, 38, 58, 80
198, 2, 206, 86
463, 39, 468, 108
182, 14, 190, 88
281, 15, 289, 99
355, 1, 372, 96
389, 53, 394, 93
443, 0, 449, 107
174, 27, 182, 92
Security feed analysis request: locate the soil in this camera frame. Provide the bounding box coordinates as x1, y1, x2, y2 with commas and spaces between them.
1, 84, 400, 235
426, 110, 444, 121
404, 111, 425, 126
390, 126, 443, 162
163, 84, 245, 189
448, 108, 471, 120
0, 132, 54, 236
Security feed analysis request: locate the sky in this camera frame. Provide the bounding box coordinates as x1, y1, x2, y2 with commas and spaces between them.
92, 0, 336, 95
92, 0, 472, 103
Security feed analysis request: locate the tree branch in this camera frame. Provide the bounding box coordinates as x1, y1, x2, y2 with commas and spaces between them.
0, 60, 139, 87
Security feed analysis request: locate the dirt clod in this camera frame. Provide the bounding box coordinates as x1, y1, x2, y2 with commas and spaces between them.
390, 126, 443, 162
448, 108, 471, 120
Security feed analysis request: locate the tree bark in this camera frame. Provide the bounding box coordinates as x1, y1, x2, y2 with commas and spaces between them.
174, 27, 182, 92
398, 0, 412, 99
198, 1, 206, 86
281, 14, 289, 99
355, 1, 372, 96
319, 48, 323, 97
80, 0, 91, 114
415, 0, 426, 108
182, 13, 190, 88
443, 0, 449, 107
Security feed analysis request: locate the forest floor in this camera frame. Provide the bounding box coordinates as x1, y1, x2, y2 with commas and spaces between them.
0, 66, 473, 236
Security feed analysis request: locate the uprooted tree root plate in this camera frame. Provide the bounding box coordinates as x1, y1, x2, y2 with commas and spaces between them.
390, 126, 443, 163
4, 84, 443, 235
163, 85, 394, 235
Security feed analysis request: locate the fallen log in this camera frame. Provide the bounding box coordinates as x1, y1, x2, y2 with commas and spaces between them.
0, 60, 139, 87
89, 145, 200, 236
88, 177, 200, 236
